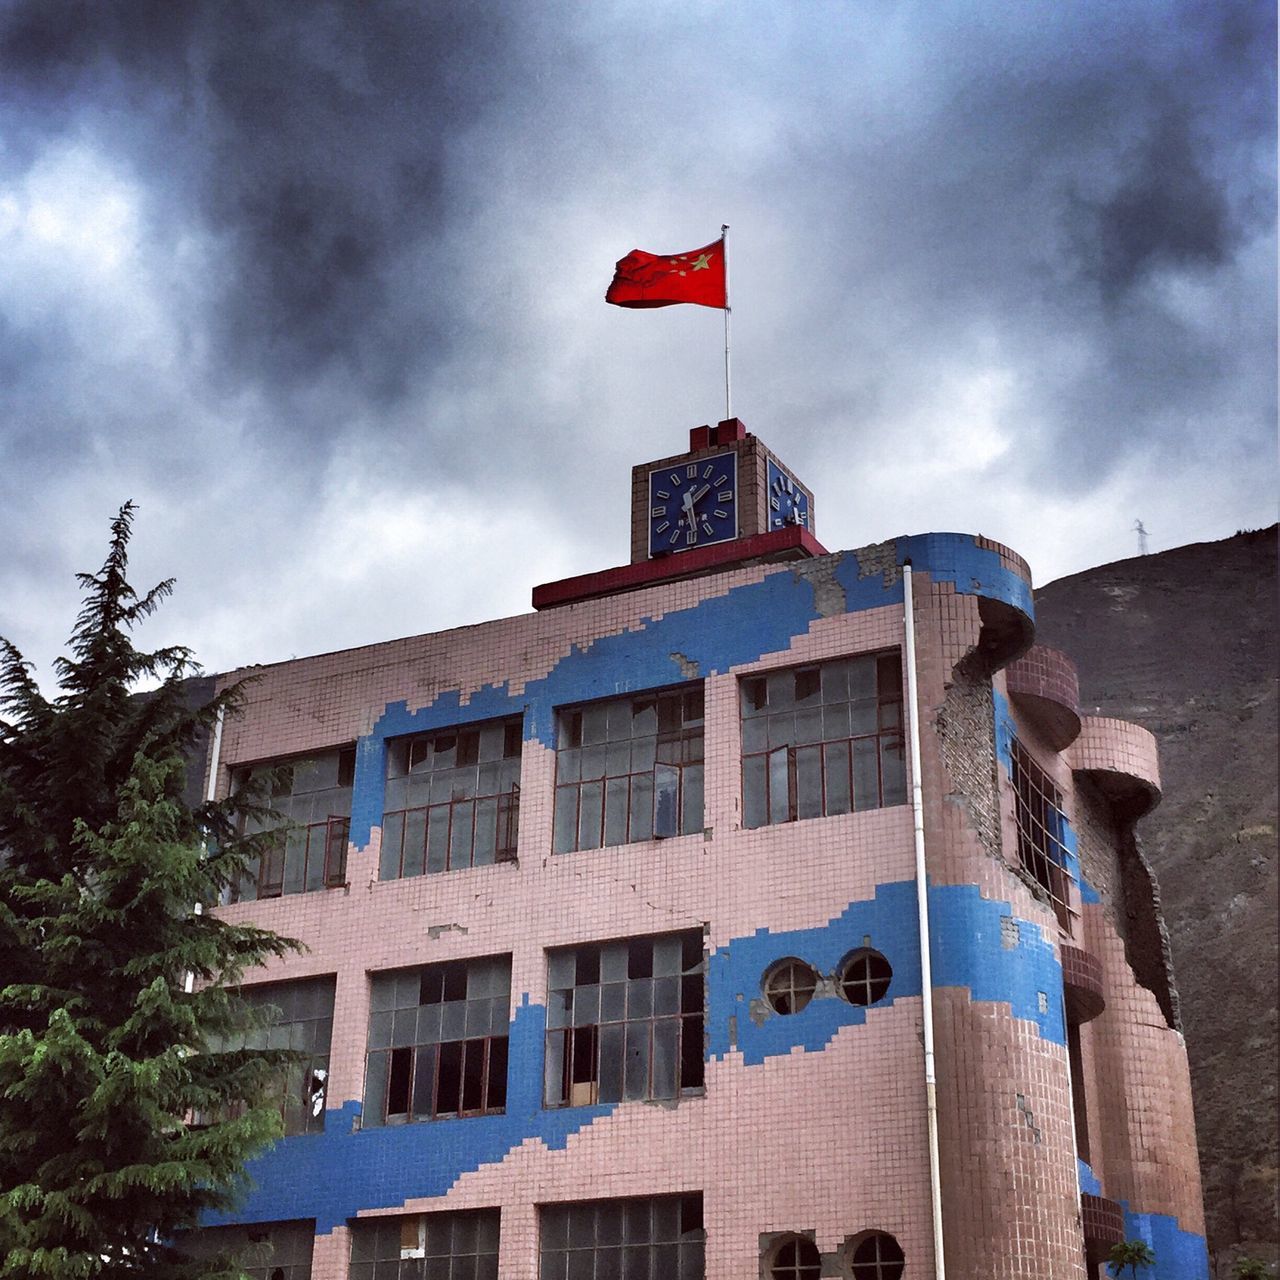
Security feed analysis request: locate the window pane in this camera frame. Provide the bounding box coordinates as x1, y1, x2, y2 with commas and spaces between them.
554, 787, 579, 854
742, 754, 767, 830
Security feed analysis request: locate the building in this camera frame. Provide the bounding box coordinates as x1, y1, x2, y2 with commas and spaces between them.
191, 420, 1209, 1278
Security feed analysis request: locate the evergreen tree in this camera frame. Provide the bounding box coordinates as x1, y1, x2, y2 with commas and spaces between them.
1108, 1239, 1157, 1278
0, 504, 300, 1278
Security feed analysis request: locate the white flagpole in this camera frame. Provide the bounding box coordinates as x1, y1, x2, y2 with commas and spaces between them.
721, 223, 732, 419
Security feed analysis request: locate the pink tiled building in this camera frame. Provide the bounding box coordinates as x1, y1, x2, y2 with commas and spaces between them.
194, 422, 1208, 1279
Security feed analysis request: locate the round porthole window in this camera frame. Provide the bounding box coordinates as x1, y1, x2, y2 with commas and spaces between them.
838, 949, 892, 1006
768, 1235, 822, 1280
847, 1231, 905, 1280
762, 959, 819, 1015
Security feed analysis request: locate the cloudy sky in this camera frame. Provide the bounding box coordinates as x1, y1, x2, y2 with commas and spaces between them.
1, 0, 1274, 688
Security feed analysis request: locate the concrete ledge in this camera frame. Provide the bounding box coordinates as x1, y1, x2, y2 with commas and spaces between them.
1007, 644, 1082, 749
1071, 715, 1162, 818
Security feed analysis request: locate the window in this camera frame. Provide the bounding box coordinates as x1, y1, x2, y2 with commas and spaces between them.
380, 718, 521, 879
364, 956, 510, 1126
838, 950, 893, 1006
741, 653, 905, 829
540, 1194, 704, 1280
349, 1209, 499, 1280
180, 1219, 314, 1279
553, 686, 704, 854
762, 959, 818, 1014
766, 1236, 822, 1279
200, 978, 334, 1136
847, 1232, 905, 1279
233, 748, 355, 900
544, 931, 704, 1108
1009, 737, 1076, 933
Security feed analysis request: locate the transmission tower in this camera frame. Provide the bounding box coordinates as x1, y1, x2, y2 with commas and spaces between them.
1133, 519, 1149, 556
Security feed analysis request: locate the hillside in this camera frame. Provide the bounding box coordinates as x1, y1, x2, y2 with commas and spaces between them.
1034, 526, 1279, 1274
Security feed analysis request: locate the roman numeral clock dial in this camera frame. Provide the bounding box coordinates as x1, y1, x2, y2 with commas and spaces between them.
648, 451, 738, 556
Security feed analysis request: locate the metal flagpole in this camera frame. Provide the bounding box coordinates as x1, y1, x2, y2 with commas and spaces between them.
721, 223, 732, 419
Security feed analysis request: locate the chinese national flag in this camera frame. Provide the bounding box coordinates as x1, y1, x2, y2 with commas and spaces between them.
605, 239, 727, 309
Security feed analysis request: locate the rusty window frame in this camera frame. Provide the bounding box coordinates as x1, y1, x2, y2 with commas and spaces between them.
767, 1236, 822, 1279
552, 686, 704, 854
539, 1194, 704, 1279
544, 931, 705, 1108
740, 652, 906, 830
349, 1208, 499, 1280
1009, 737, 1077, 934
364, 956, 510, 1127
233, 747, 355, 901
179, 1219, 315, 1278
380, 718, 523, 879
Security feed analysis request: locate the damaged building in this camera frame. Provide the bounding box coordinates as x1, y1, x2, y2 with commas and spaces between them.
189, 421, 1209, 1279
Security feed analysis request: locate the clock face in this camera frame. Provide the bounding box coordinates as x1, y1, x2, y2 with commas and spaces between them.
766, 460, 810, 531
648, 452, 738, 556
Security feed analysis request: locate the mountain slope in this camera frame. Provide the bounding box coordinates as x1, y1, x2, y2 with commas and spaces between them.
1034, 526, 1278, 1272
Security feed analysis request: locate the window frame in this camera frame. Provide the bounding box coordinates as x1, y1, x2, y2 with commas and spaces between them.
552, 684, 705, 854
544, 930, 705, 1109
380, 717, 523, 880
1008, 736, 1077, 934
740, 651, 906, 830
539, 1193, 704, 1280
349, 1207, 500, 1280
363, 956, 511, 1128
232, 746, 356, 902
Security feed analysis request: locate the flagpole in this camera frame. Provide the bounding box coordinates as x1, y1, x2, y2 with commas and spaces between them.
721, 223, 732, 419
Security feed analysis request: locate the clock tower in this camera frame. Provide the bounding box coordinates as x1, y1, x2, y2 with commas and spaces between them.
532, 418, 822, 610
629, 419, 816, 563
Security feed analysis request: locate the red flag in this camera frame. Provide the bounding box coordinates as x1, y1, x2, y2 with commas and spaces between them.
605, 239, 727, 309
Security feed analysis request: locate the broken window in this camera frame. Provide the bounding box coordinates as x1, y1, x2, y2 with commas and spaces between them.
553, 686, 704, 854
364, 956, 510, 1126
349, 1208, 499, 1280
381, 718, 522, 879
766, 1236, 822, 1279
838, 949, 893, 1006
231, 747, 355, 901
201, 978, 334, 1137
762, 959, 818, 1015
1009, 737, 1076, 934
179, 1219, 314, 1279
544, 931, 704, 1108
848, 1231, 906, 1279
540, 1194, 704, 1280
740, 652, 906, 829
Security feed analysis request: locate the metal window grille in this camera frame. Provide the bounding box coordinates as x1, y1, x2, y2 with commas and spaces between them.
849, 1232, 906, 1279
381, 719, 522, 879
838, 950, 893, 1006
1009, 737, 1077, 933
552, 687, 704, 854
741, 652, 906, 830
234, 748, 355, 901
349, 1208, 500, 1280
762, 959, 818, 1015
179, 1219, 315, 1279
768, 1237, 822, 1280
544, 931, 704, 1108
540, 1194, 704, 1280
364, 956, 510, 1126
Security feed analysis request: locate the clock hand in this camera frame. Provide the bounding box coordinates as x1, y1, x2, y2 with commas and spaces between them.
690, 483, 711, 507
682, 489, 697, 526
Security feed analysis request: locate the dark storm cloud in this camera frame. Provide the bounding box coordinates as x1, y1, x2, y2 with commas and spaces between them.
0, 1, 522, 413
0, 0, 1273, 685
